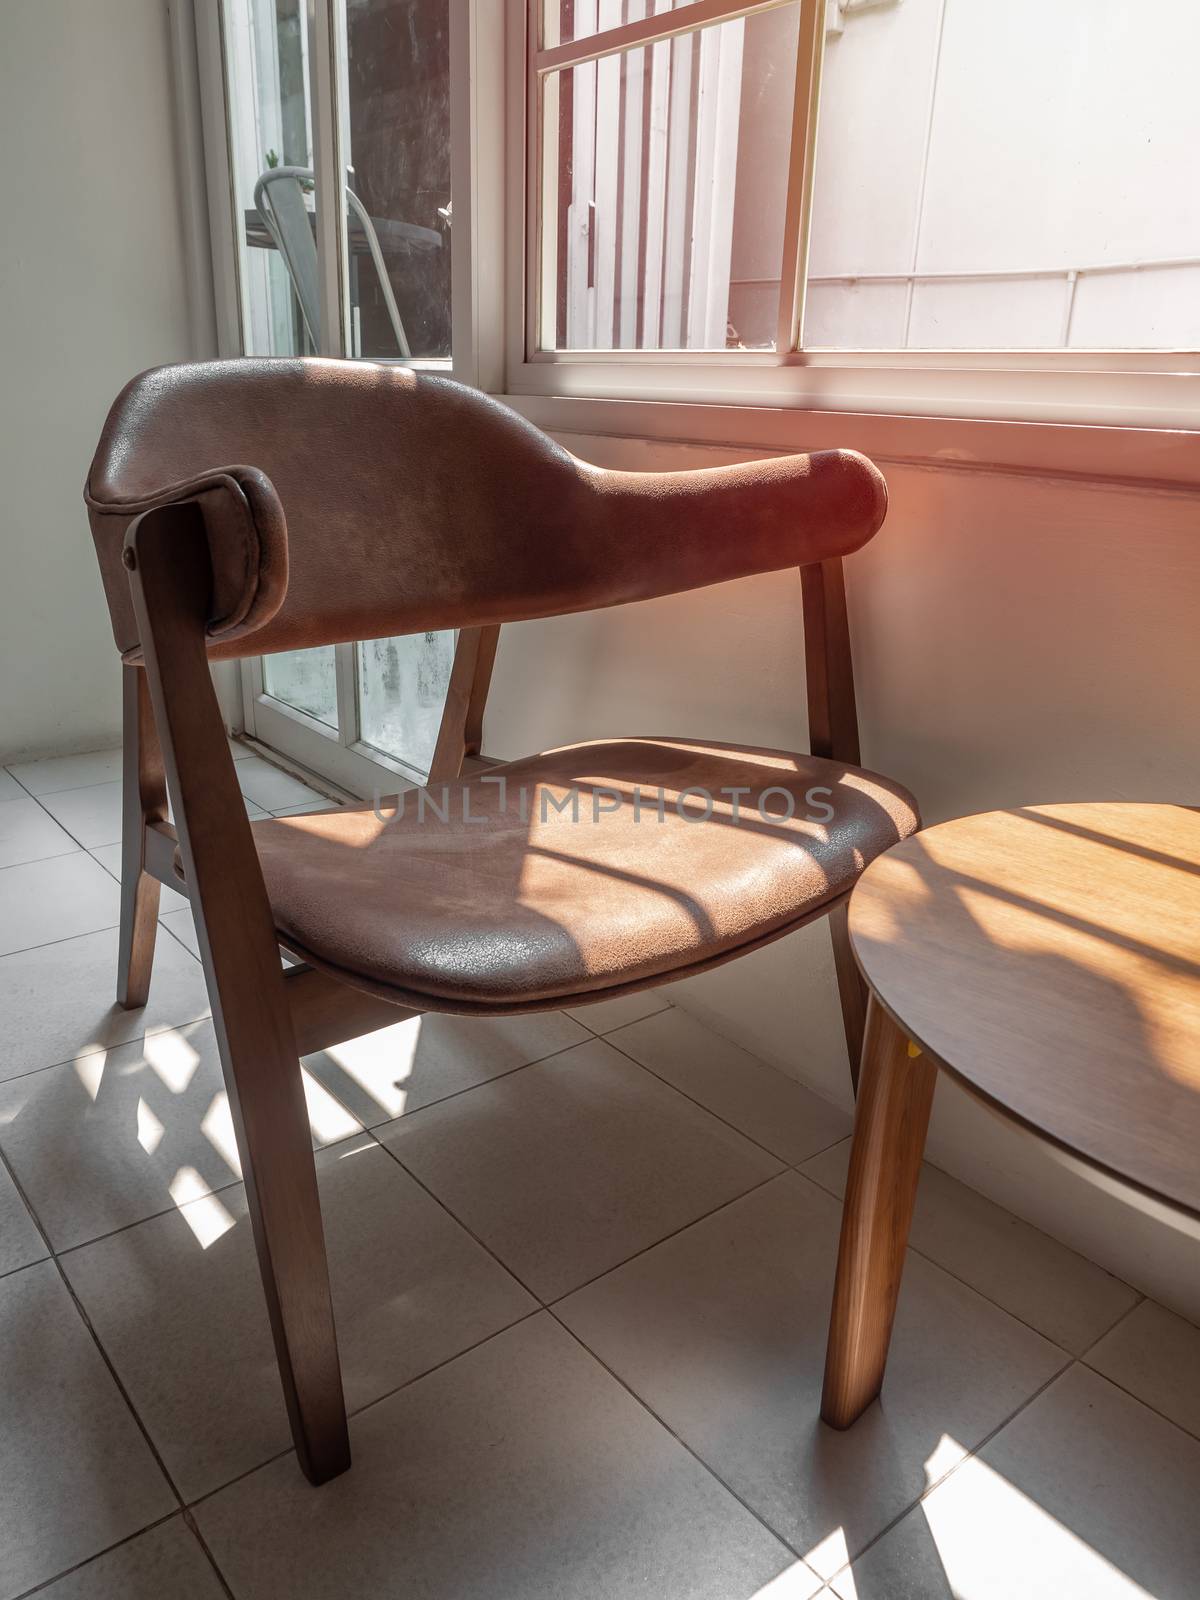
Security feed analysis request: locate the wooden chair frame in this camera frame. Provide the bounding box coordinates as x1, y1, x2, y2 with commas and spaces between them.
119, 501, 868, 1483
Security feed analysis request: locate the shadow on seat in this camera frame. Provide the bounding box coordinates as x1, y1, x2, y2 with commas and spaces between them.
84, 357, 916, 1486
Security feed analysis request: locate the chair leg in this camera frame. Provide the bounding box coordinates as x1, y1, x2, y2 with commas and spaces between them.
829, 900, 869, 1095
821, 993, 938, 1429
117, 666, 166, 1009
123, 507, 350, 1485
217, 1012, 351, 1485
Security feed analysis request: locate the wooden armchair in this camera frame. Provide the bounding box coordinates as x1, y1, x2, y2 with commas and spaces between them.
85, 358, 918, 1485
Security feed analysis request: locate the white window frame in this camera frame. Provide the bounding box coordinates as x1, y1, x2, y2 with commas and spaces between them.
503, 0, 1200, 432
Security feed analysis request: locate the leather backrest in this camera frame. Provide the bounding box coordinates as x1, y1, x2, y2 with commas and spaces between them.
85, 359, 887, 660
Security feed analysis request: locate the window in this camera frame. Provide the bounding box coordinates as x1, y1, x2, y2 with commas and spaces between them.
518, 0, 1200, 420
222, 0, 452, 361
198, 0, 460, 792
539, 4, 798, 350
185, 0, 1198, 793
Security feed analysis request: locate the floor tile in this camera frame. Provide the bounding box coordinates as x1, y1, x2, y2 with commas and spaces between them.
304, 1010, 591, 1127
831, 1365, 1200, 1600
36, 779, 126, 848
565, 989, 671, 1034
381, 1037, 783, 1301
234, 755, 331, 812
228, 738, 254, 762
802, 1141, 1137, 1354
1087, 1299, 1200, 1440
159, 907, 200, 957
196, 1313, 808, 1600
612, 1007, 852, 1164
0, 1157, 46, 1277
6, 747, 123, 797
33, 1518, 228, 1600
0, 852, 121, 957
90, 843, 189, 909
64, 1135, 536, 1502
0, 1018, 362, 1251
271, 800, 343, 817
557, 1172, 1065, 1576
0, 796, 80, 869
0, 771, 24, 803
0, 926, 211, 1081
0, 1261, 174, 1600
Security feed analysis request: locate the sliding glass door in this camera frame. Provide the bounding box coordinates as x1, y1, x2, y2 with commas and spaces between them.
203, 0, 457, 793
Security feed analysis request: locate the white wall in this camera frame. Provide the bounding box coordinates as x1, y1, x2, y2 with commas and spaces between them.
807, 0, 1200, 348
486, 430, 1200, 1320
0, 0, 196, 762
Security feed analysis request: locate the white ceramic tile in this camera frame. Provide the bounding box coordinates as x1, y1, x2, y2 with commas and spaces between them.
558, 1172, 1065, 1576
381, 1037, 783, 1301
228, 738, 254, 762
64, 1135, 535, 1502
234, 755, 331, 812
0, 1261, 174, 1600
611, 1008, 852, 1164
89, 842, 189, 909
271, 800, 344, 817
37, 780, 126, 848
6, 747, 123, 797
0, 1158, 46, 1278
0, 797, 80, 869
0, 852, 121, 957
0, 926, 211, 1081
802, 1141, 1138, 1354
46, 789, 267, 860
565, 989, 671, 1034
1087, 1299, 1200, 1441
0, 1018, 362, 1251
303, 1009, 591, 1127
0, 771, 24, 803
831, 1365, 1200, 1600
159, 907, 200, 957
197, 1313, 809, 1600
33, 1518, 228, 1600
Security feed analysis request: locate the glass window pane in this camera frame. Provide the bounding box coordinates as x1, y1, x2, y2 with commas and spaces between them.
342, 0, 452, 359
541, 5, 799, 350
544, 0, 707, 49
224, 0, 317, 355
263, 647, 339, 729
805, 0, 1200, 350
357, 632, 456, 777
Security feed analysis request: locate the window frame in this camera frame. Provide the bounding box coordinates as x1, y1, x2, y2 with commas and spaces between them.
505, 0, 1200, 430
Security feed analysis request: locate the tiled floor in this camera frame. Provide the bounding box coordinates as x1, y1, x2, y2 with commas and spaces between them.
2, 744, 1199, 1597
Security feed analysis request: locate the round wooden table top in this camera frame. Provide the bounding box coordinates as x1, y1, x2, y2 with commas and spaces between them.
849, 803, 1200, 1221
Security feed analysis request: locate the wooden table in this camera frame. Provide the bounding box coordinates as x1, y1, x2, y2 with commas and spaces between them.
820, 802, 1200, 1428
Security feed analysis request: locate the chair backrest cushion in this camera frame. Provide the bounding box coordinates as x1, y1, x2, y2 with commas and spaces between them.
85, 359, 887, 660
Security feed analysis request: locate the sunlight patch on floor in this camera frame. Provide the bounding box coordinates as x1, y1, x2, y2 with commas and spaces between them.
144, 1026, 201, 1093
135, 1096, 164, 1155
169, 1167, 237, 1248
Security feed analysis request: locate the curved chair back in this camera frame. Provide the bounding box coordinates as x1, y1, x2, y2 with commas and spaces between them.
85, 359, 886, 663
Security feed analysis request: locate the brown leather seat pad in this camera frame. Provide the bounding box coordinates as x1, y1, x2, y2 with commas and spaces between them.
248, 738, 918, 1012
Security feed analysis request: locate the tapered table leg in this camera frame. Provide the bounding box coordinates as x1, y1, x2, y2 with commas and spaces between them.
821, 993, 938, 1428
